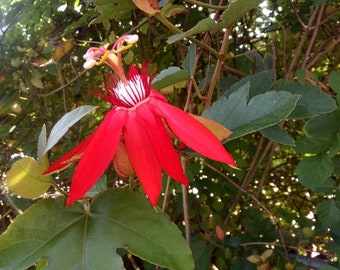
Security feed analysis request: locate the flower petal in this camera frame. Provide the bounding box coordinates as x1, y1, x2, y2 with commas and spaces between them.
137, 103, 189, 185
43, 134, 94, 175
124, 112, 162, 206
151, 97, 236, 166
66, 108, 128, 206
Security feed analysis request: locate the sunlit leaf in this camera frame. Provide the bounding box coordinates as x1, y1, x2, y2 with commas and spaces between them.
53, 39, 75, 63
152, 66, 189, 90
37, 124, 47, 162
190, 114, 232, 141
167, 18, 223, 44
0, 190, 194, 270
221, 0, 263, 27
6, 156, 53, 199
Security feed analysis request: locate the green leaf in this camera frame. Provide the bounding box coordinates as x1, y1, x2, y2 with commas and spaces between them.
6, 156, 53, 199
295, 137, 334, 154
93, 0, 135, 23
221, 0, 263, 27
329, 71, 340, 103
37, 124, 47, 161
191, 241, 212, 270
0, 190, 194, 270
202, 82, 299, 139
304, 109, 340, 139
317, 199, 340, 229
222, 70, 276, 99
38, 105, 98, 160
152, 66, 189, 90
276, 84, 336, 119
182, 43, 196, 77
260, 125, 295, 146
329, 71, 340, 94
168, 0, 262, 43
296, 155, 334, 193
167, 18, 223, 44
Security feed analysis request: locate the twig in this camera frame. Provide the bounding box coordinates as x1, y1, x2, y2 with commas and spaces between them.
203, 161, 291, 262
205, 28, 231, 108
154, 12, 221, 59
32, 69, 87, 97
306, 35, 340, 69
285, 6, 320, 78
184, 0, 229, 10
301, 4, 326, 69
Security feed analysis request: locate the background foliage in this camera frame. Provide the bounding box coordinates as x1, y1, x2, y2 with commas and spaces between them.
0, 0, 340, 269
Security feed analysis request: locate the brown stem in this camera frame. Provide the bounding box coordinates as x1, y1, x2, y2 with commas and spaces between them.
285, 6, 320, 78
305, 35, 340, 69
205, 29, 231, 108
301, 4, 326, 69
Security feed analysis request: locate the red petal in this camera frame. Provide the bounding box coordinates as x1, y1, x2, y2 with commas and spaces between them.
152, 97, 236, 166
124, 111, 162, 206
66, 108, 127, 206
137, 103, 189, 185
43, 134, 93, 175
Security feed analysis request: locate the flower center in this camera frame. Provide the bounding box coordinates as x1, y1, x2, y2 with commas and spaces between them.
114, 75, 148, 108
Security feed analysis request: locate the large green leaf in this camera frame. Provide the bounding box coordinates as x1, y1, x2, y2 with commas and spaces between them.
0, 190, 194, 270
202, 82, 299, 139
296, 155, 334, 193
276, 83, 336, 119
222, 70, 276, 99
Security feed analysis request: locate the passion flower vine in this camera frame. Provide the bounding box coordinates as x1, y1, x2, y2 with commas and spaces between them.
44, 34, 236, 206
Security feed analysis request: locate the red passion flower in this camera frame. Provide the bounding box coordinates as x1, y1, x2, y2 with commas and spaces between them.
44, 35, 236, 206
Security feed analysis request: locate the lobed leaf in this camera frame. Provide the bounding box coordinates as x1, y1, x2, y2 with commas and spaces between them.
202, 82, 299, 139
0, 190, 194, 270
276, 83, 336, 119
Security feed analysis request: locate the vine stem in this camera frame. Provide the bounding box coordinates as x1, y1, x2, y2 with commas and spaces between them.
203, 161, 291, 262
301, 4, 325, 69
285, 6, 320, 78
51, 182, 68, 197
205, 28, 231, 108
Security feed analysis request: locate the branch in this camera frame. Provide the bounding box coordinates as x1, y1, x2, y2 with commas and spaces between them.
301, 4, 326, 68
306, 35, 340, 69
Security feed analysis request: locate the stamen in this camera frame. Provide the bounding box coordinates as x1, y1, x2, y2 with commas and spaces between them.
114, 75, 147, 108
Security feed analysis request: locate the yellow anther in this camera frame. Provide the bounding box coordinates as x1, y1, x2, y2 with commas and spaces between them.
96, 50, 111, 66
